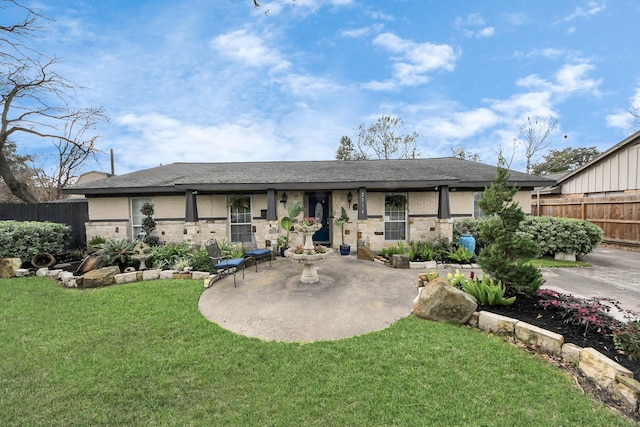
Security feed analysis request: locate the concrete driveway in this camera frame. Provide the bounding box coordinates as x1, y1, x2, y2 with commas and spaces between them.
541, 247, 640, 314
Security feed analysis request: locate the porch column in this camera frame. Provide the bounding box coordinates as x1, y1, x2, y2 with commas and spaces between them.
357, 187, 367, 220
437, 186, 450, 219
185, 190, 199, 222
266, 189, 277, 221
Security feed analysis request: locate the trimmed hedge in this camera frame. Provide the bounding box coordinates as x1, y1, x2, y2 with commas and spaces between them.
454, 216, 603, 257
0, 221, 71, 261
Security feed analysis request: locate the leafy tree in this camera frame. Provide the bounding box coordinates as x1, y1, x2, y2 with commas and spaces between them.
336, 136, 364, 160
0, 0, 106, 203
352, 115, 420, 160
517, 116, 558, 174
531, 146, 600, 176
477, 162, 543, 297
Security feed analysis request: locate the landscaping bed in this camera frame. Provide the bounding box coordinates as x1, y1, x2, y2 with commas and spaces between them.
480, 294, 639, 381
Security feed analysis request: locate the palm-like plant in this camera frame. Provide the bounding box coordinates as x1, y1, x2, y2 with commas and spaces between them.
95, 239, 137, 270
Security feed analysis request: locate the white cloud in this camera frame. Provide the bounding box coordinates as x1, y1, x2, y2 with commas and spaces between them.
560, 1, 606, 22
477, 27, 495, 38
606, 85, 640, 130
341, 24, 384, 39
209, 29, 291, 72
516, 62, 602, 98
113, 113, 285, 171
366, 32, 457, 89
454, 13, 496, 38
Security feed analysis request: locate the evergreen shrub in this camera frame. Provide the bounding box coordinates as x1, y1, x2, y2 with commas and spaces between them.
0, 220, 70, 261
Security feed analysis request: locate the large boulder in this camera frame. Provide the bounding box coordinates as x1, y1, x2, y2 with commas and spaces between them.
0, 258, 23, 278
413, 278, 478, 324
78, 266, 121, 288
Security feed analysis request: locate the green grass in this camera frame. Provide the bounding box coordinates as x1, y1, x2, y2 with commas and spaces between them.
0, 277, 635, 426
528, 257, 591, 268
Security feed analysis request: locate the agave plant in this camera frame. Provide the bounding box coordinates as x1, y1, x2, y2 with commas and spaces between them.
95, 238, 137, 270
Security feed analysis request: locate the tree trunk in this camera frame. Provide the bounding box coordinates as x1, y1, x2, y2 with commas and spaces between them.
0, 150, 38, 203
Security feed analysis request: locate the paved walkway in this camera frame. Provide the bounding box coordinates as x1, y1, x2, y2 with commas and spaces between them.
198, 247, 640, 342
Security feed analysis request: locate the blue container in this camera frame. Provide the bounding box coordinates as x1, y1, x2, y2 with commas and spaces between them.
459, 234, 476, 255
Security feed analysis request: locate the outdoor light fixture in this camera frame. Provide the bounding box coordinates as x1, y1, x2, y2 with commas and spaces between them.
280, 192, 288, 205
347, 191, 353, 203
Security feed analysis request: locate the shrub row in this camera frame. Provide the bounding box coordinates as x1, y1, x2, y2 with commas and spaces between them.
0, 221, 70, 261
454, 216, 603, 257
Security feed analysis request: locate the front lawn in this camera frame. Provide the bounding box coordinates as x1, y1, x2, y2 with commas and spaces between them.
0, 277, 635, 426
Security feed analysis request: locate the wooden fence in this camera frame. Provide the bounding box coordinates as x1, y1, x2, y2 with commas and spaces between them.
531, 194, 640, 248
0, 200, 89, 250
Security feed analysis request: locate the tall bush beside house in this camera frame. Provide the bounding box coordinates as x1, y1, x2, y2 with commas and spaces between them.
0, 220, 70, 261
477, 165, 543, 297
520, 216, 603, 257
140, 202, 159, 245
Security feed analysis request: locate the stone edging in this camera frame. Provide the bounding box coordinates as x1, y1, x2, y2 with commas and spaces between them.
470, 310, 640, 414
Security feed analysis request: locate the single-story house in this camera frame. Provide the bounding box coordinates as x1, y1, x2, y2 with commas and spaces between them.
64, 158, 553, 251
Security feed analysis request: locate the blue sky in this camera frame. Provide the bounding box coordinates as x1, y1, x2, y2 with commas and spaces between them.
11, 0, 640, 174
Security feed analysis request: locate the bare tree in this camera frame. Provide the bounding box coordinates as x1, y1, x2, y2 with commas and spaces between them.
630, 105, 640, 132
517, 116, 558, 174
451, 146, 481, 162
31, 112, 105, 201
354, 115, 420, 160
1, 0, 105, 202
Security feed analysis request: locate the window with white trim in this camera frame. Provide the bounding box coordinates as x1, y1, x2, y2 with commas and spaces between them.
384, 193, 407, 240
229, 195, 252, 243
131, 197, 153, 238
473, 192, 486, 218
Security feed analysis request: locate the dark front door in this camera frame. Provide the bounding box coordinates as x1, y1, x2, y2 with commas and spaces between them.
307, 193, 330, 245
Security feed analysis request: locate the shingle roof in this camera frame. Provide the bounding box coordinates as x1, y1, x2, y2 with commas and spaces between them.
65, 157, 554, 195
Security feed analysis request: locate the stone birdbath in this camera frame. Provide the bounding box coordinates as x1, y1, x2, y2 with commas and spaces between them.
132, 241, 152, 270
285, 221, 332, 283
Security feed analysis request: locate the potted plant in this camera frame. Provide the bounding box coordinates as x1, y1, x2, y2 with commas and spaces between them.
334, 206, 351, 255
279, 200, 303, 256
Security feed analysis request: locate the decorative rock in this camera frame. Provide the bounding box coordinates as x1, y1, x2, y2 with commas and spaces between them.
561, 343, 582, 363
63, 279, 78, 288
36, 267, 49, 277
615, 374, 640, 412
579, 347, 633, 390
142, 269, 161, 281
79, 266, 120, 288
191, 271, 211, 280
467, 311, 480, 328
58, 271, 74, 281
15, 269, 31, 277
413, 278, 478, 324
515, 321, 564, 355
0, 258, 22, 278
160, 270, 176, 279
554, 252, 576, 262
357, 246, 376, 261
115, 271, 139, 284
478, 311, 518, 335
391, 254, 410, 269
46, 269, 64, 280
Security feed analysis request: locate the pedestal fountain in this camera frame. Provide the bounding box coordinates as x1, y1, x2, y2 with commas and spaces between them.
285, 220, 332, 283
